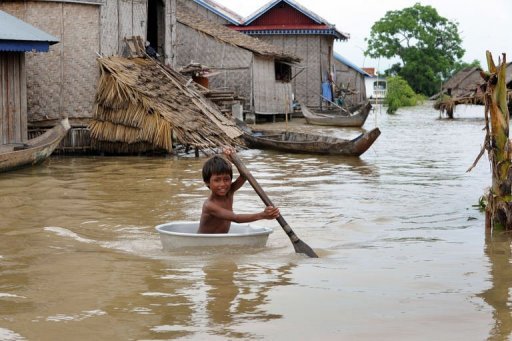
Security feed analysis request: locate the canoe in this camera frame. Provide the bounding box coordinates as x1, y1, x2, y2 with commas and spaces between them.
0, 118, 70, 172
301, 101, 372, 127
155, 221, 273, 251
240, 125, 381, 156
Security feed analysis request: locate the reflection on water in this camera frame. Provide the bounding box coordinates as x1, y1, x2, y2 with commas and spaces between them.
479, 231, 512, 341
1, 103, 511, 339
145, 260, 295, 339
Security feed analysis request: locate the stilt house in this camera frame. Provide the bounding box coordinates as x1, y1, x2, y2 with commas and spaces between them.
175, 2, 301, 116
0, 0, 179, 151
333, 52, 369, 106
229, 0, 349, 108
0, 10, 58, 145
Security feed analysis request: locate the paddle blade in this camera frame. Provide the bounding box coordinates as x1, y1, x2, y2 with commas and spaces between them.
293, 239, 318, 258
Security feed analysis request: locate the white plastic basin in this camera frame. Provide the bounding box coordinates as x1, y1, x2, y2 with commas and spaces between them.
155, 221, 273, 251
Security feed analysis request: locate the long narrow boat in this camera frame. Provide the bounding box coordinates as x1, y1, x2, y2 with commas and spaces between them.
240, 125, 381, 156
0, 118, 71, 172
301, 101, 372, 127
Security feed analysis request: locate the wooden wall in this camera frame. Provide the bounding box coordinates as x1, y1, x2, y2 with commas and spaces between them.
0, 0, 156, 127
0, 1, 100, 126
175, 22, 252, 110
100, 0, 148, 57
0, 53, 27, 144
252, 56, 293, 114
256, 35, 334, 108
178, 0, 232, 25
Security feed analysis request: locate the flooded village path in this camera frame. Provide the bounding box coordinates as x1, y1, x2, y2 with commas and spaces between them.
1, 102, 510, 340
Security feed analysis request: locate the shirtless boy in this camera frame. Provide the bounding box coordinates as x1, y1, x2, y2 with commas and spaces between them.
198, 148, 280, 234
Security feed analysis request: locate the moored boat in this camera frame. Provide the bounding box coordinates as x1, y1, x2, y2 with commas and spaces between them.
240, 125, 381, 156
301, 101, 372, 127
155, 221, 273, 251
0, 118, 70, 172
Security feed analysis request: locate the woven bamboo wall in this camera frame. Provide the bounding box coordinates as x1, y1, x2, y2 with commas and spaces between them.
178, 0, 231, 25
0, 52, 27, 144
256, 35, 334, 108
333, 59, 367, 105
252, 56, 293, 114
176, 23, 252, 109
0, 2, 100, 125
100, 0, 148, 57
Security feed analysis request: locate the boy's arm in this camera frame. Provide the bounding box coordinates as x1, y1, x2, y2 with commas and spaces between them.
222, 147, 246, 192
230, 175, 246, 192
205, 201, 280, 223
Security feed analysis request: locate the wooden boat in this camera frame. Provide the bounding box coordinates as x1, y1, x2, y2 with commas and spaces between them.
0, 118, 70, 172
155, 221, 273, 251
301, 101, 372, 127
240, 124, 381, 156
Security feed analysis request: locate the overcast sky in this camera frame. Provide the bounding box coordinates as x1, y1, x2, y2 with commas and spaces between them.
214, 0, 511, 73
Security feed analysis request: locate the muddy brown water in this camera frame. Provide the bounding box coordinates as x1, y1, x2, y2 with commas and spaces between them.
0, 103, 509, 340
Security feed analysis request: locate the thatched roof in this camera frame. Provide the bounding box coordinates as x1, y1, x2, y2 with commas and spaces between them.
177, 5, 300, 63
441, 67, 483, 98
434, 63, 512, 116
89, 56, 244, 154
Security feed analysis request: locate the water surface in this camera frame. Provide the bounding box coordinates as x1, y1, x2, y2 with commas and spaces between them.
1, 103, 508, 340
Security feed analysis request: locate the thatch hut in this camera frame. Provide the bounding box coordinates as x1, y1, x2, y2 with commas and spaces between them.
434, 63, 512, 118
0, 10, 58, 145
0, 0, 178, 151
175, 2, 301, 117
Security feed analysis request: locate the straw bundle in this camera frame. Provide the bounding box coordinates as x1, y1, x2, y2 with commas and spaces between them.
90, 56, 244, 154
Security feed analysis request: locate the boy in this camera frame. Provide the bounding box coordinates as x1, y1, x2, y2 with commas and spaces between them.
198, 148, 280, 234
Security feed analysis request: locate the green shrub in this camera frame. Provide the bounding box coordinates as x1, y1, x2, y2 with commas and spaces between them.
384, 76, 425, 114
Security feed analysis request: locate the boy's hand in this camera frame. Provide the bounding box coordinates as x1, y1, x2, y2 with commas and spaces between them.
263, 206, 280, 219
222, 146, 236, 160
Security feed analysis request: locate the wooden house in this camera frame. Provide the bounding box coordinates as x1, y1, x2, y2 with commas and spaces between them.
333, 52, 369, 106
229, 0, 349, 108
175, 2, 300, 117
0, 10, 58, 145
0, 0, 179, 151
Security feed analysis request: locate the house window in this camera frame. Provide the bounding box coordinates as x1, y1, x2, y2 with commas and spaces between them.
275, 61, 291, 82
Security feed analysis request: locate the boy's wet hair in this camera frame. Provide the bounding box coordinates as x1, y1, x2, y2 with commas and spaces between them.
202, 155, 233, 183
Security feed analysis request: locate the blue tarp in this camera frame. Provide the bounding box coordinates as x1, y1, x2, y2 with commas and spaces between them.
322, 82, 333, 102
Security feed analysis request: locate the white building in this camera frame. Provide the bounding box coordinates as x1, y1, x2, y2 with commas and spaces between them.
363, 67, 387, 102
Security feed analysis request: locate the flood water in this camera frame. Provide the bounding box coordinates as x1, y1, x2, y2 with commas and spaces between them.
1, 102, 510, 340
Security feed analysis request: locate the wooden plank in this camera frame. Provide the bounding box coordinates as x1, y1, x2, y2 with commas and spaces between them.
0, 54, 5, 144
13, 53, 21, 143
7, 53, 15, 143
20, 54, 27, 142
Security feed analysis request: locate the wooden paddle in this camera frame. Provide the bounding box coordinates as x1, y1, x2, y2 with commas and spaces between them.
230, 153, 318, 258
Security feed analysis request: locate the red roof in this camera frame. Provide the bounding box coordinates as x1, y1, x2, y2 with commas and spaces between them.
231, 24, 331, 31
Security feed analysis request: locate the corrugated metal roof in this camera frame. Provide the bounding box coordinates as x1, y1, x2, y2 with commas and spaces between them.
333, 52, 369, 76
0, 10, 59, 52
